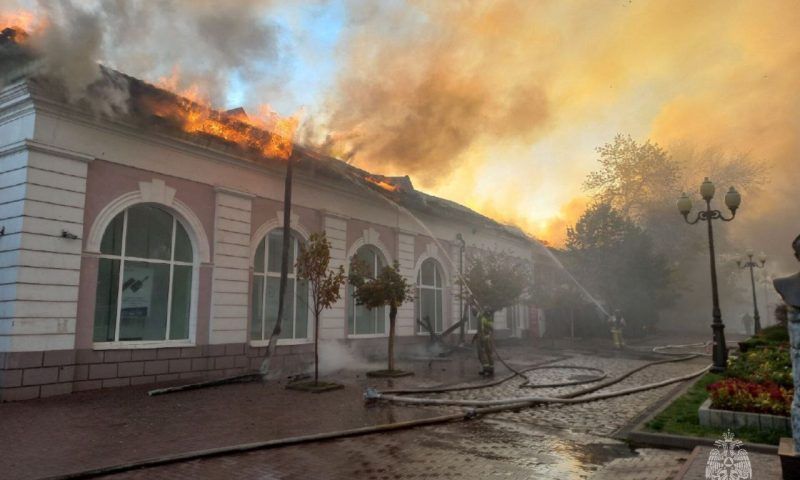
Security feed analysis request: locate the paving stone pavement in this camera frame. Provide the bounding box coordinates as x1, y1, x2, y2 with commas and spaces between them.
1, 343, 714, 479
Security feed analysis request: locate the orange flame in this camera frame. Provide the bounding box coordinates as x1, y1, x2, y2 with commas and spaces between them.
1, 10, 45, 41
147, 71, 299, 161
364, 175, 400, 192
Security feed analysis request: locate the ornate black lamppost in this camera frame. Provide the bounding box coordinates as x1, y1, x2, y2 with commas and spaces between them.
677, 178, 741, 372
737, 250, 766, 334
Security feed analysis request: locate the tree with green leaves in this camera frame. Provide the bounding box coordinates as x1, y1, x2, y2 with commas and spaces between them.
295, 232, 346, 385
565, 202, 673, 334
349, 260, 414, 374
461, 250, 532, 375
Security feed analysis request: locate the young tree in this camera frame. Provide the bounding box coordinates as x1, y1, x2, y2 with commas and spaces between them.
349, 260, 414, 374
295, 232, 346, 384
461, 250, 532, 375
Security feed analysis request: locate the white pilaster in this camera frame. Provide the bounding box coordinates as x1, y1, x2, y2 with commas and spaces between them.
319, 214, 347, 340
0, 144, 90, 351
209, 187, 253, 344
396, 232, 415, 336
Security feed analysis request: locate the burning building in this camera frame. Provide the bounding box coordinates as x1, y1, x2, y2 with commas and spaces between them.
0, 33, 536, 401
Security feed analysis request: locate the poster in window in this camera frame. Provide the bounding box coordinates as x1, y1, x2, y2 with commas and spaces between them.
121, 264, 153, 339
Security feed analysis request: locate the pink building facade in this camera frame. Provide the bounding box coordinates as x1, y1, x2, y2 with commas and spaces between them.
0, 78, 534, 401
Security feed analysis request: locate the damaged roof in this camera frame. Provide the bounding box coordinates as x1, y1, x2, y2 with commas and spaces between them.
1, 36, 534, 245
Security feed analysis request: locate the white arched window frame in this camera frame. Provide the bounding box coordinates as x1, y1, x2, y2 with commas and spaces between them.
92, 203, 198, 348
250, 228, 311, 346
416, 258, 445, 334
347, 245, 389, 337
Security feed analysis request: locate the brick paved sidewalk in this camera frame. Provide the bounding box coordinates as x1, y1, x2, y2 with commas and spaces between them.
0, 339, 711, 480
0, 348, 550, 480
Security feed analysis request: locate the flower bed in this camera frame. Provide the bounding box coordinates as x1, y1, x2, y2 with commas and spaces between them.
707, 378, 792, 416
706, 342, 793, 417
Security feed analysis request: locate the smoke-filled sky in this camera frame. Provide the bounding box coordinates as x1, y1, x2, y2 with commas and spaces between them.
2, 0, 799, 272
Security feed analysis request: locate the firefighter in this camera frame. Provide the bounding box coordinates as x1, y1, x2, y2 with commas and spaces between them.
608, 309, 626, 349
476, 309, 495, 376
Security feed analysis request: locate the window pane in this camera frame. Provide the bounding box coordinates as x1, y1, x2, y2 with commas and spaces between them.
169, 265, 192, 340
421, 260, 435, 286
355, 246, 377, 278
100, 213, 124, 256
251, 275, 265, 340
347, 284, 356, 334
435, 264, 442, 287
254, 238, 265, 273
295, 279, 309, 339
119, 261, 170, 341
125, 205, 173, 260
435, 289, 443, 332
174, 221, 193, 262
468, 308, 478, 331
267, 229, 295, 273
375, 306, 385, 334
264, 276, 280, 338
421, 288, 437, 333
280, 280, 295, 339
355, 302, 373, 334
93, 259, 120, 342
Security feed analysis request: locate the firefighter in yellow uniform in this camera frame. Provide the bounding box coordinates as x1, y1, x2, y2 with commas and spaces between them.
477, 311, 494, 376
608, 309, 626, 349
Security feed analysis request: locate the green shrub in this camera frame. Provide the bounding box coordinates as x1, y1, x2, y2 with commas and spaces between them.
726, 345, 792, 387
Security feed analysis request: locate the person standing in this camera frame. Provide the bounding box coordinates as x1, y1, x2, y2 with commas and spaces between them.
608, 309, 625, 349
476, 309, 495, 376
741, 312, 754, 336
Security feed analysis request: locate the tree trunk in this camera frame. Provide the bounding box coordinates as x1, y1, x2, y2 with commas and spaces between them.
388, 304, 397, 372
314, 310, 320, 384
260, 159, 293, 378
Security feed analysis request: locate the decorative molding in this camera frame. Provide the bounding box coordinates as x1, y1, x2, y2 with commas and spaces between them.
85, 179, 211, 263
138, 179, 176, 205
413, 246, 451, 287
250, 215, 311, 263
214, 185, 255, 199
0, 139, 95, 163
345, 229, 393, 273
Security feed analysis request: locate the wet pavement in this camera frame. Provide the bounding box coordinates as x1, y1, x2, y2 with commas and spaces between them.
0, 337, 721, 479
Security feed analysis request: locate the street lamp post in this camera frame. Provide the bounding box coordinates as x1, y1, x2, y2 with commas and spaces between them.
677, 178, 741, 372
456, 233, 466, 345
737, 251, 766, 334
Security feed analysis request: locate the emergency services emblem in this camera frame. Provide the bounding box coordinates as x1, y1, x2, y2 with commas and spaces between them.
705, 430, 752, 480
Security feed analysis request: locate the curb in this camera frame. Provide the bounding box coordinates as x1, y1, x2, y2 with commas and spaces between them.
618, 371, 779, 455
627, 430, 778, 454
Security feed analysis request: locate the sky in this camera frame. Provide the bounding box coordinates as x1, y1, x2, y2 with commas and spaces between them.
2, 0, 799, 273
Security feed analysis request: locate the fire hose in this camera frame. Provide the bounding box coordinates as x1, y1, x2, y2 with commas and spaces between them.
48, 349, 713, 479
365, 354, 707, 408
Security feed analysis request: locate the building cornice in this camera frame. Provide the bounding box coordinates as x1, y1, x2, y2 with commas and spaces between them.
0, 138, 95, 163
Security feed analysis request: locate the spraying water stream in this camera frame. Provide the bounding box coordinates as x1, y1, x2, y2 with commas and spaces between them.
325, 160, 610, 320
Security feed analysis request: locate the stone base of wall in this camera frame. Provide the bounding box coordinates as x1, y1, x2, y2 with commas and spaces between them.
698, 398, 791, 433
0, 336, 436, 402
0, 343, 315, 402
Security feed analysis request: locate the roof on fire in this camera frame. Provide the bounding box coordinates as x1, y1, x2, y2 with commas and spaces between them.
0, 34, 533, 246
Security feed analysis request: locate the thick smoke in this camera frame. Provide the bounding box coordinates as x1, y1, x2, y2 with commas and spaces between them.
2, 0, 284, 111
310, 0, 800, 269
303, 1, 551, 186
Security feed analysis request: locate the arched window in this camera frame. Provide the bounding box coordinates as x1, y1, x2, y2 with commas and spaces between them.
348, 245, 387, 335
417, 258, 444, 334
93, 204, 194, 343
251, 228, 309, 341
